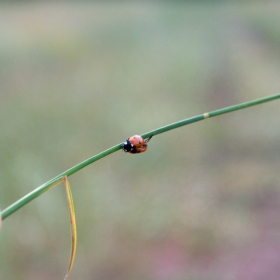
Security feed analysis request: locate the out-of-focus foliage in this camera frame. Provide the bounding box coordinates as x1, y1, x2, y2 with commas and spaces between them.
0, 2, 280, 280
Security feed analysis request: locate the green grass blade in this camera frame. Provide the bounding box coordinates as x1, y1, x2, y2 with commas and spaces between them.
1, 93, 279, 221
141, 93, 280, 139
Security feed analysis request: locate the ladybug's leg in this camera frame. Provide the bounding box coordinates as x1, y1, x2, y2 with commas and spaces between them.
136, 145, 148, 153
145, 134, 154, 144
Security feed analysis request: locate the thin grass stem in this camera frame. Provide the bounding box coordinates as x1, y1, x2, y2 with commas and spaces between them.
1, 93, 279, 220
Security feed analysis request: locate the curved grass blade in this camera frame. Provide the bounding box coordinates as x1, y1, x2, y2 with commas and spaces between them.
63, 176, 77, 280
9, 176, 78, 279
1, 93, 280, 221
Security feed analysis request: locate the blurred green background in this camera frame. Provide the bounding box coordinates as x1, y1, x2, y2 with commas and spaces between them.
1, 1, 280, 279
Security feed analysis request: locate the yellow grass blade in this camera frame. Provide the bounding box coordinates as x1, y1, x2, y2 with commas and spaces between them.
63, 176, 77, 280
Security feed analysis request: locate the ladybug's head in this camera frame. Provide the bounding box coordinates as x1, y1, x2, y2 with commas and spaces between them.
121, 139, 133, 153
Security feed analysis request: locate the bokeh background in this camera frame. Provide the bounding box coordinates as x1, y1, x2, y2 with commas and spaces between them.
1, 1, 280, 279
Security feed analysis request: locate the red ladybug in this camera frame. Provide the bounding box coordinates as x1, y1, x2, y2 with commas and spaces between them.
121, 134, 153, 154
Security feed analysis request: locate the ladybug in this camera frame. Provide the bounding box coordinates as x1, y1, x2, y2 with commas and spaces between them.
121, 134, 153, 154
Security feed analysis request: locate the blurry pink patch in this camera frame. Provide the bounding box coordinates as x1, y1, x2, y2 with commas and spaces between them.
236, 242, 280, 280
147, 241, 191, 280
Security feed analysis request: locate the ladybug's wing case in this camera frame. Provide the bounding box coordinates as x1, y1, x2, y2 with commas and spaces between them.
129, 135, 145, 147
